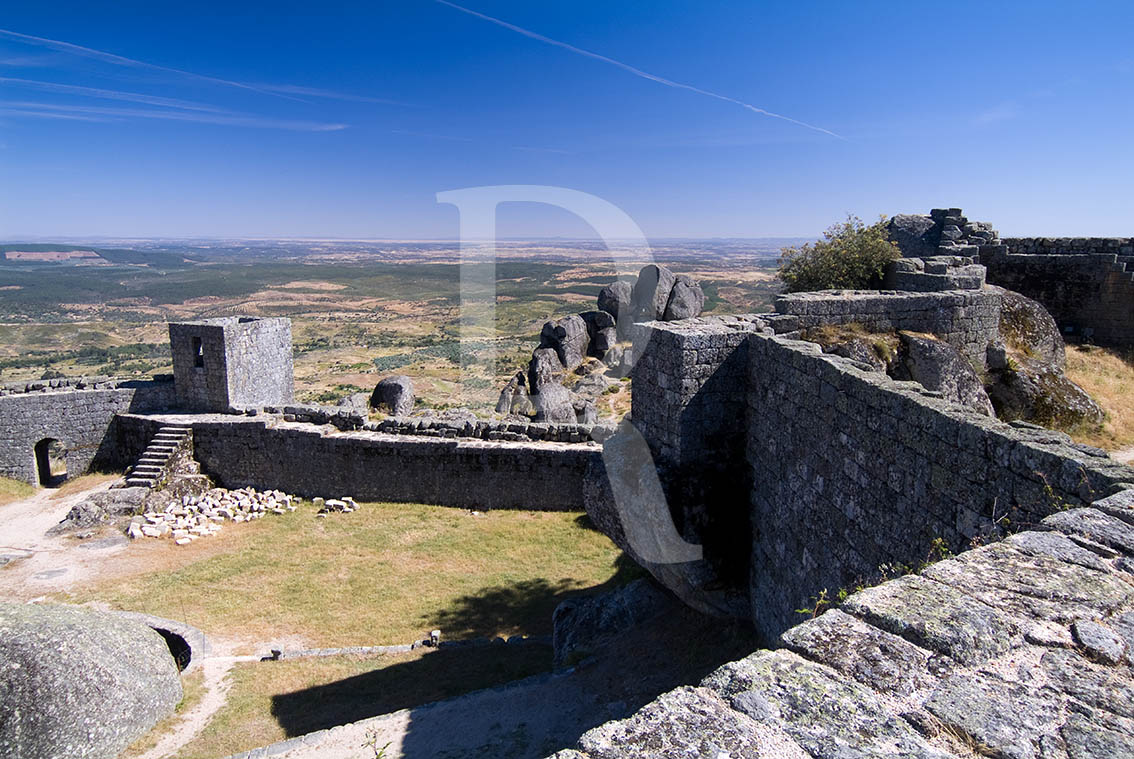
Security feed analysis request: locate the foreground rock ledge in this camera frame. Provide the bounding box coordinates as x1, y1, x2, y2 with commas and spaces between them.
0, 603, 182, 759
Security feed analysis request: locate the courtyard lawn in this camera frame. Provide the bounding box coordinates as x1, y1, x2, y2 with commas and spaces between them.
58, 500, 637, 650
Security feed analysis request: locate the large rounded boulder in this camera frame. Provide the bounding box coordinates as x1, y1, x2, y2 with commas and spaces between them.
630, 264, 677, 322
0, 603, 182, 759
369, 374, 415, 416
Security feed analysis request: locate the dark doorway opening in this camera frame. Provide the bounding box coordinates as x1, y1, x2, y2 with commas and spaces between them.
34, 438, 67, 487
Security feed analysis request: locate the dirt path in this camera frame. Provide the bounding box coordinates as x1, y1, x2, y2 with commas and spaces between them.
133, 646, 261, 759
0, 480, 130, 598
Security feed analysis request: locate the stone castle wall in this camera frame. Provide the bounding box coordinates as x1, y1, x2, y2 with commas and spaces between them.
116, 414, 597, 511
744, 332, 1134, 637
0, 379, 175, 484
773, 289, 1002, 365
984, 239, 1134, 346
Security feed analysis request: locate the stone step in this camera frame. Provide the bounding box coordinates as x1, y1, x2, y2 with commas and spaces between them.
136, 458, 168, 467
148, 444, 178, 452
152, 435, 186, 443
124, 477, 156, 488
132, 467, 163, 476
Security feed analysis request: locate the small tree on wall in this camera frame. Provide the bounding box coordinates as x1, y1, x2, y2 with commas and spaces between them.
778, 215, 900, 293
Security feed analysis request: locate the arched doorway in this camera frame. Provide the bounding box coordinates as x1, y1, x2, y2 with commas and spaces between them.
34, 438, 67, 487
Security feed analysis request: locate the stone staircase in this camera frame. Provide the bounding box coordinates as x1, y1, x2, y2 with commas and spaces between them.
125, 425, 192, 489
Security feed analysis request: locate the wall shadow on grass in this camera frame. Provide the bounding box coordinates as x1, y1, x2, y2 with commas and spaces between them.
424, 552, 645, 639
270, 643, 552, 738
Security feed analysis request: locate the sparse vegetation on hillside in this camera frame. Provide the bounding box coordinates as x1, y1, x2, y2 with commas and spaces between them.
1063, 345, 1134, 453
778, 215, 900, 293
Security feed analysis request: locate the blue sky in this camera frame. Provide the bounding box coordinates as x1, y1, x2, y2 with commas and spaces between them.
0, 1, 1131, 239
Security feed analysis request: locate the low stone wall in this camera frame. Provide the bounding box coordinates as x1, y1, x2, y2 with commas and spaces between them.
984, 241, 1134, 346
744, 332, 1134, 638
0, 379, 175, 484
117, 414, 598, 511
271, 404, 612, 445
773, 289, 1002, 365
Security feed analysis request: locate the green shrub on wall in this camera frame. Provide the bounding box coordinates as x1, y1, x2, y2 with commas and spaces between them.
778, 215, 900, 293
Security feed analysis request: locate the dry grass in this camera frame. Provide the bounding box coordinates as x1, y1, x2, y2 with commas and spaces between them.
174, 646, 550, 759
1063, 345, 1134, 452
59, 501, 635, 651
49, 472, 121, 500
0, 476, 35, 507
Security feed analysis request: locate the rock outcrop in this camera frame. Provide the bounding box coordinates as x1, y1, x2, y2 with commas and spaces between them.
663, 274, 706, 321
369, 375, 414, 416
0, 603, 182, 759
497, 264, 705, 425
893, 332, 995, 416
540, 315, 590, 371
631, 264, 678, 322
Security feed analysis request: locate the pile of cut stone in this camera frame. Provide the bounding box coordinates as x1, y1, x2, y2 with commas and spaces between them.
128, 487, 297, 545
313, 496, 359, 516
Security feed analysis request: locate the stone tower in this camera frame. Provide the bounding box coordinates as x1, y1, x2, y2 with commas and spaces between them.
168, 317, 294, 412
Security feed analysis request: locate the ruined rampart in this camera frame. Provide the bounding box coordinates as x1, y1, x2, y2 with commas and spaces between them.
617, 305, 1134, 642
0, 378, 175, 484
983, 237, 1134, 347
744, 331, 1133, 636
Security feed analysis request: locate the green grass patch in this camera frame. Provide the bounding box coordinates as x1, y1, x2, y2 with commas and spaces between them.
59, 502, 636, 648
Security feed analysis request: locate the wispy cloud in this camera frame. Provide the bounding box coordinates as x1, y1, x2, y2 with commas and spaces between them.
0, 107, 113, 122
1, 101, 347, 131
435, 0, 844, 140
0, 77, 226, 112
0, 27, 299, 101
0, 53, 57, 67
258, 84, 408, 105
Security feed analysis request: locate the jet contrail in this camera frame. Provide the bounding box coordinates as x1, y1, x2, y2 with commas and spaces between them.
0, 77, 226, 112
0, 28, 303, 101
435, 0, 844, 140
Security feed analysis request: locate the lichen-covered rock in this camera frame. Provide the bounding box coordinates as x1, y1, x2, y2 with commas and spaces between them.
924, 671, 1064, 759
893, 332, 995, 416
0, 603, 182, 759
779, 609, 933, 697
995, 287, 1066, 369
337, 392, 371, 413
987, 360, 1104, 429
840, 573, 1021, 665
703, 649, 949, 758
887, 213, 941, 258
369, 375, 414, 416
662, 274, 705, 321
577, 686, 811, 759
47, 487, 149, 535
540, 315, 590, 371
630, 264, 676, 322
528, 348, 567, 393
821, 337, 888, 372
